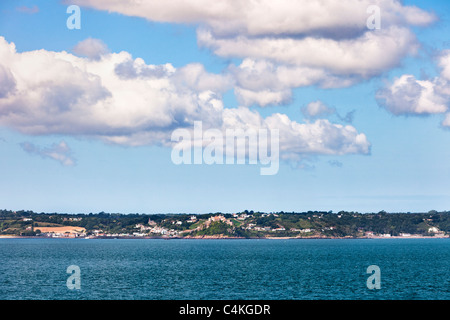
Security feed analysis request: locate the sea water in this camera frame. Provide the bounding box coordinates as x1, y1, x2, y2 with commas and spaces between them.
0, 238, 448, 300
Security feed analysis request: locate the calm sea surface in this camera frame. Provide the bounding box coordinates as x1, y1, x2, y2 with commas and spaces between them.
0, 238, 448, 300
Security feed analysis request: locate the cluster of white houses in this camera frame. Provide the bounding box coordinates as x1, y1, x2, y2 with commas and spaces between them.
133, 223, 180, 236
131, 213, 292, 235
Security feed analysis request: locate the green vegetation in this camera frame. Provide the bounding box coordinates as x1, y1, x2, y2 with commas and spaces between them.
0, 209, 449, 238
196, 222, 231, 236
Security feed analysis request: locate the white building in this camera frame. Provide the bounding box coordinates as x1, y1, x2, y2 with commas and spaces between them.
400, 233, 411, 237
428, 227, 440, 233
187, 216, 197, 223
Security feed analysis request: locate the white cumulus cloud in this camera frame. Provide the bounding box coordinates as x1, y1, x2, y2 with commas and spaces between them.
302, 101, 336, 118
376, 51, 450, 119
376, 75, 448, 115
72, 38, 110, 60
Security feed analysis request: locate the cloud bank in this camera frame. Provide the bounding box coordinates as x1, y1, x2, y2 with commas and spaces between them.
70, 0, 436, 107
0, 37, 370, 161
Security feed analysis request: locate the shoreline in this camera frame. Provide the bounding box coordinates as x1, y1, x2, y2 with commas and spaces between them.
1, 235, 448, 240
0, 235, 26, 239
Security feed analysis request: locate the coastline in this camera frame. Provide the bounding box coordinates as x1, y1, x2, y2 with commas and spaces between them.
0, 235, 25, 239
1, 234, 448, 240
3, 210, 448, 241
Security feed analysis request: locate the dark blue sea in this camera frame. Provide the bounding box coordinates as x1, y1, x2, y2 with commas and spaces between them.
0, 238, 448, 300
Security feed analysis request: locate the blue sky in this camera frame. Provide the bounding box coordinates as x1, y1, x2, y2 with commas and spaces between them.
1, 0, 450, 214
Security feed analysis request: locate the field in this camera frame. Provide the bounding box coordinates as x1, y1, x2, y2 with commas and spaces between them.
35, 226, 86, 234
